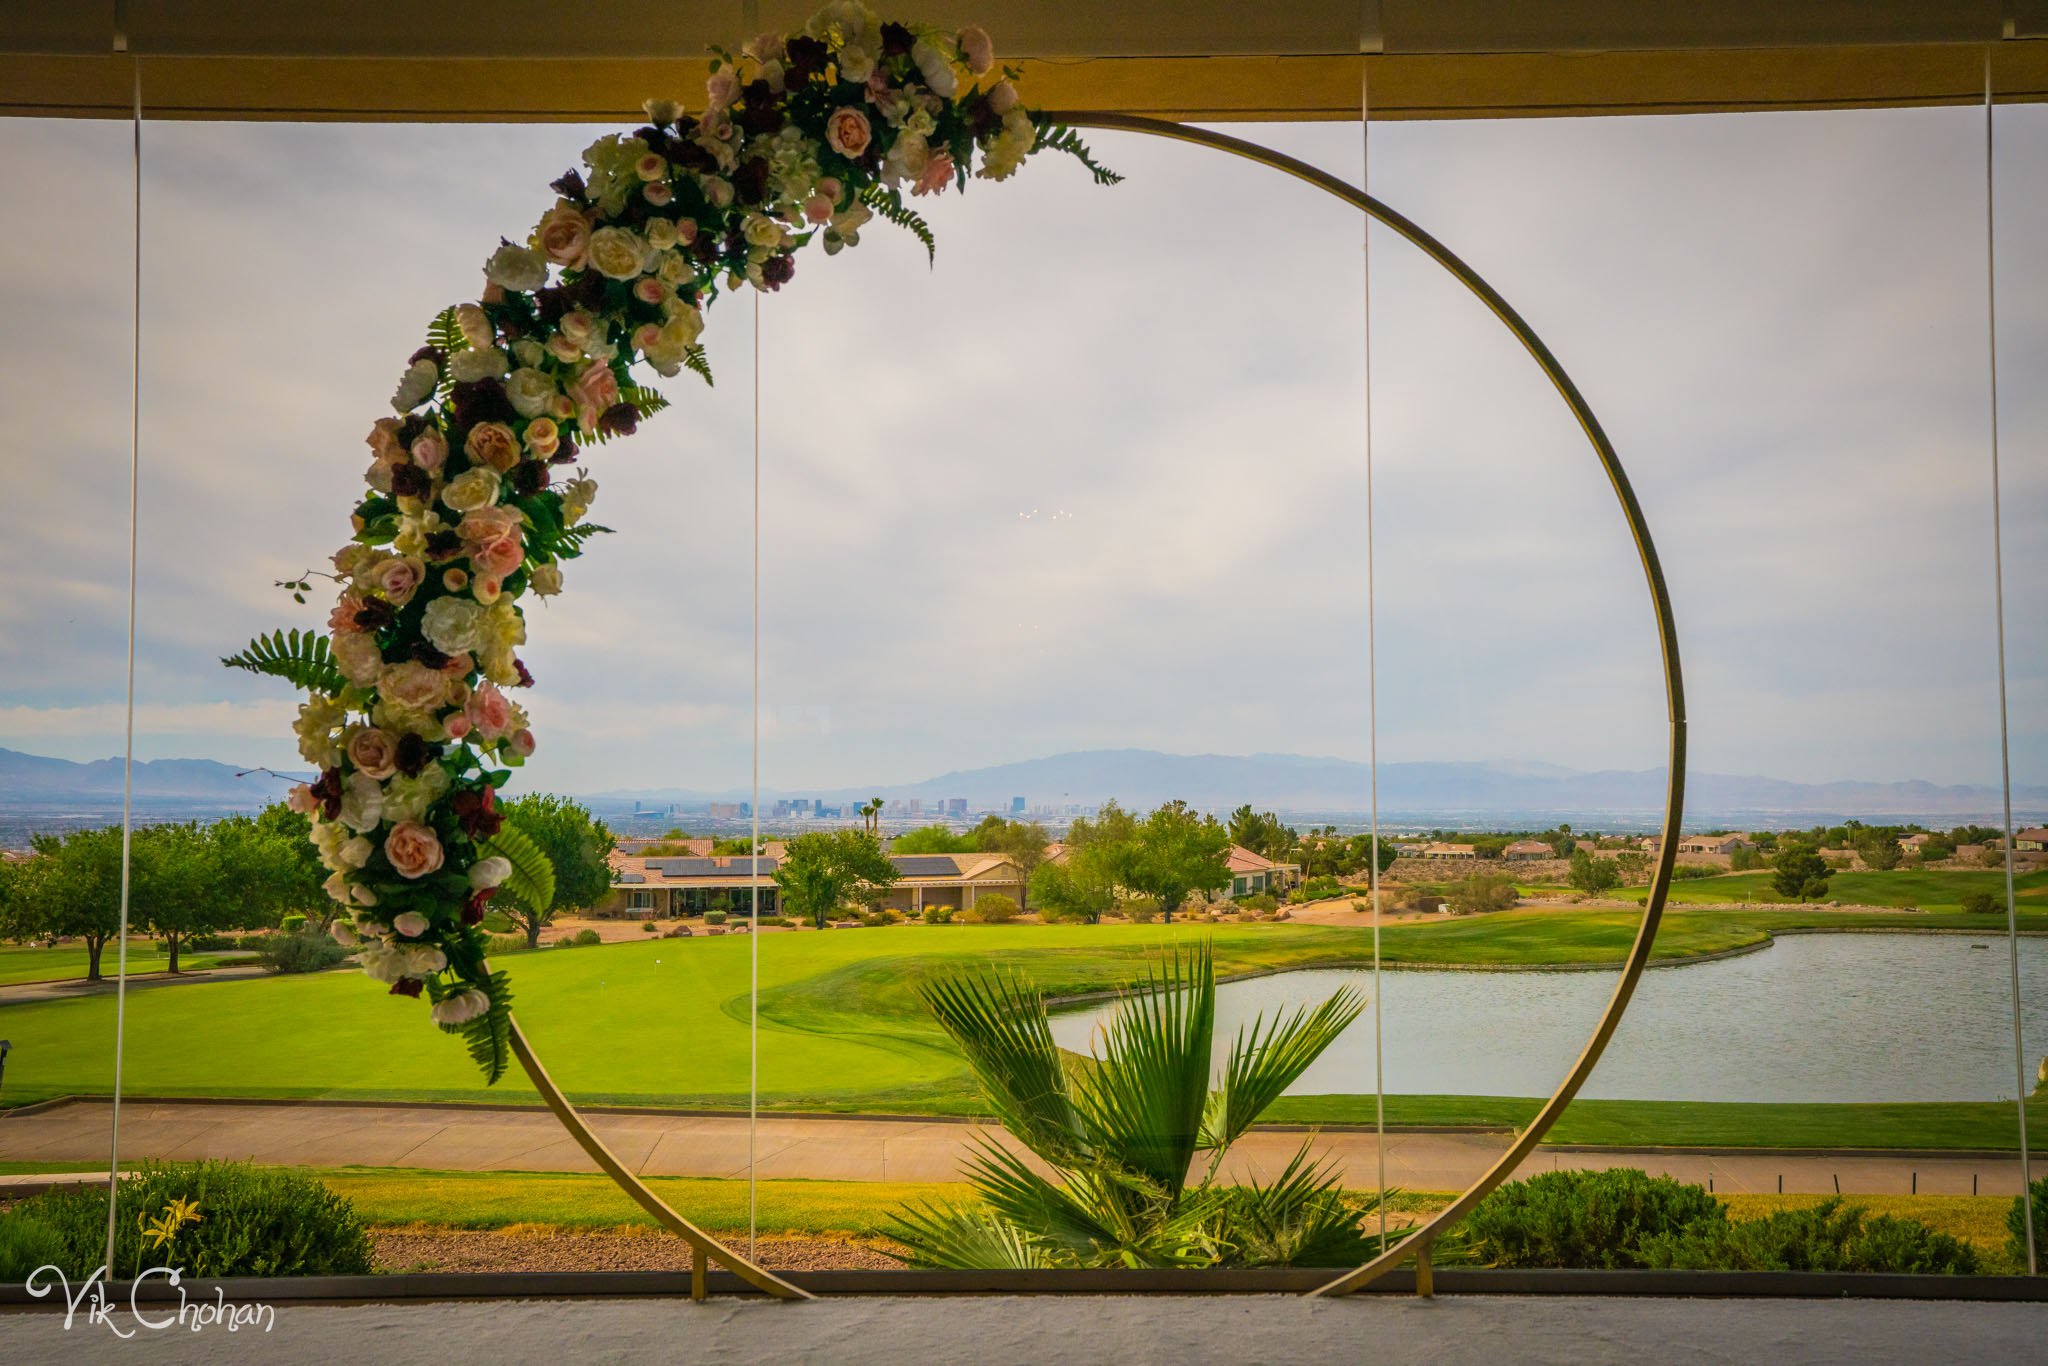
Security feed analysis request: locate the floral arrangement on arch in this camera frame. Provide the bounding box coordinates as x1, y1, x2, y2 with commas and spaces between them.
225, 3, 1118, 1082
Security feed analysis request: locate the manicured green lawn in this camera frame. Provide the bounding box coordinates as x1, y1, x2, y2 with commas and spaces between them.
0, 943, 255, 986
1591, 867, 2048, 912
1, 915, 2041, 1153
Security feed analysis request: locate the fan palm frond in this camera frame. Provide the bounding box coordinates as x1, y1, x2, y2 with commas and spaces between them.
888, 1202, 1060, 1269
916, 966, 1086, 1163
1069, 943, 1214, 1198
1199, 980, 1365, 1152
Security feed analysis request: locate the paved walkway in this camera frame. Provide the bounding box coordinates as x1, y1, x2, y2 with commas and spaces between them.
0, 965, 272, 1005
2, 1098, 2031, 1195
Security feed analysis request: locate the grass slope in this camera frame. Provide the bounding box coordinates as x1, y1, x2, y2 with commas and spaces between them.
0, 944, 254, 986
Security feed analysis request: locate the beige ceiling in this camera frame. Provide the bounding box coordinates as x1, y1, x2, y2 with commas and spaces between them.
5, 1, 2048, 122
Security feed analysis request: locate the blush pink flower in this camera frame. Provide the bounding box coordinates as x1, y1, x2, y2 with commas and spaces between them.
913, 151, 955, 197
366, 418, 405, 464
535, 202, 591, 269
567, 362, 620, 433
370, 555, 424, 605
466, 681, 514, 739
380, 661, 449, 710
329, 592, 369, 635
509, 728, 537, 758
346, 726, 399, 780
825, 107, 872, 158
445, 713, 473, 741
464, 421, 521, 473
410, 429, 448, 472
384, 821, 446, 880
957, 26, 995, 76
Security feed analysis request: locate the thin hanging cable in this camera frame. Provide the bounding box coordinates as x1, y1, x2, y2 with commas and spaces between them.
1360, 54, 1387, 1255
1983, 46, 2036, 1278
748, 288, 762, 1260
104, 50, 143, 1277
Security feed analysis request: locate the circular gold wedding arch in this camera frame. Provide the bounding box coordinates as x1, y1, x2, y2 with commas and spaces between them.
503, 112, 1688, 1301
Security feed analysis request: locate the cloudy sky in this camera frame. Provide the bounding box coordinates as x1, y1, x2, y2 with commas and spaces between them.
0, 103, 2042, 797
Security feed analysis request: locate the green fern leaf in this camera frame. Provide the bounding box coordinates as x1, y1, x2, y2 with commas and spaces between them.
683, 345, 714, 387
619, 382, 671, 420
453, 969, 514, 1085
426, 304, 465, 355
481, 822, 557, 912
221, 628, 346, 696
860, 183, 937, 264
1030, 120, 1125, 186
556, 523, 616, 554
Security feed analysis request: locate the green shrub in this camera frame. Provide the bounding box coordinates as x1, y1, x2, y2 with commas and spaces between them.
15, 1161, 372, 1279
1121, 896, 1160, 924
555, 928, 603, 947
485, 932, 532, 954
258, 931, 348, 975
963, 894, 1019, 924
921, 906, 954, 925
1289, 876, 1347, 904
1640, 1198, 1978, 1274
640, 921, 659, 933
0, 1211, 68, 1283
279, 913, 307, 934
233, 933, 273, 951
1462, 1168, 1725, 1269
1240, 893, 1280, 913
2009, 1177, 2047, 1272
860, 908, 902, 927
759, 915, 792, 928
1670, 864, 1718, 880
1961, 890, 1999, 915
704, 910, 729, 926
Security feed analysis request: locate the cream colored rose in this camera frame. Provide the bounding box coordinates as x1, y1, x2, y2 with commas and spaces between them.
465, 421, 521, 474
455, 303, 495, 352
332, 543, 374, 579
484, 242, 547, 293
381, 766, 450, 824
657, 251, 692, 286
333, 631, 386, 687
512, 338, 547, 369
369, 555, 425, 605
448, 347, 509, 383
421, 596, 488, 654
529, 562, 564, 596
379, 660, 448, 710
524, 417, 560, 459
337, 772, 384, 833
545, 333, 583, 364
837, 44, 875, 84
825, 107, 872, 158
644, 217, 679, 251
384, 822, 445, 880
441, 467, 502, 515
346, 725, 400, 780
742, 214, 785, 251
587, 226, 650, 280
391, 357, 438, 413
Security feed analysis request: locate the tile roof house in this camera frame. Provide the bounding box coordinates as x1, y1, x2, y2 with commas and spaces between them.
1502, 840, 1555, 861
1676, 834, 1753, 855
603, 848, 1024, 919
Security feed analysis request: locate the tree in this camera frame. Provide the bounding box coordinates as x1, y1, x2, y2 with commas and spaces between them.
1615, 850, 1650, 885
1961, 890, 1998, 915
1728, 845, 1763, 872
1030, 855, 1115, 924
858, 796, 884, 839
497, 794, 617, 948
5, 828, 126, 980
968, 815, 1052, 908
1350, 834, 1399, 880
774, 830, 899, 929
1567, 849, 1621, 896
1546, 825, 1578, 859
1227, 806, 1294, 862
1125, 800, 1232, 923
1918, 834, 1955, 863
250, 803, 331, 928
1448, 873, 1519, 915
1771, 841, 1831, 902
130, 823, 231, 974
891, 945, 1380, 1268
891, 824, 977, 855
1857, 832, 1902, 872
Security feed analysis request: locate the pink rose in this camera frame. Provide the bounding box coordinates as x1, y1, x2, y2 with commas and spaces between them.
379, 661, 448, 710
632, 322, 663, 353
825, 107, 872, 158
634, 152, 666, 182
466, 681, 514, 739
286, 783, 318, 815
384, 821, 445, 880
510, 728, 537, 758
535, 202, 591, 269
558, 310, 600, 349
347, 726, 399, 780
644, 181, 674, 207
370, 555, 424, 605
474, 537, 523, 580
410, 429, 448, 471
567, 362, 620, 432
958, 26, 994, 76
464, 421, 521, 473
804, 195, 833, 225
445, 713, 473, 740
913, 151, 955, 198
706, 69, 739, 111
675, 219, 698, 246
632, 277, 666, 305
460, 507, 525, 580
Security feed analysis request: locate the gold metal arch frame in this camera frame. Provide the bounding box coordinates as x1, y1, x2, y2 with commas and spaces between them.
503, 112, 1685, 1303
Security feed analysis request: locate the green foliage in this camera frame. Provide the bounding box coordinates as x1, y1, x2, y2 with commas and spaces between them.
892, 943, 1373, 1269
922, 905, 955, 925
1289, 876, 1347, 904
1448, 873, 1519, 916
1639, 1198, 1978, 1273
220, 627, 347, 696
491, 795, 613, 948
1729, 845, 1764, 872
859, 183, 936, 263
2010, 1177, 2046, 1272
1772, 842, 1833, 902
1918, 834, 1956, 862
1961, 890, 1999, 915
426, 303, 465, 357
1858, 832, 1904, 872
1126, 799, 1233, 923
1240, 893, 1280, 914
774, 830, 900, 930
1568, 849, 1622, 895
1, 828, 126, 978
964, 894, 1019, 924
704, 910, 729, 926
258, 930, 348, 975
1030, 119, 1125, 185
452, 967, 515, 1085
13, 1161, 372, 1279
1462, 1168, 1727, 1268
1669, 864, 1720, 880
1227, 806, 1295, 863
557, 928, 604, 946
892, 824, 977, 855
0, 1210, 68, 1282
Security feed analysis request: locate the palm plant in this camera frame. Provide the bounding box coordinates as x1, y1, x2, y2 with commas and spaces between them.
890, 942, 1384, 1268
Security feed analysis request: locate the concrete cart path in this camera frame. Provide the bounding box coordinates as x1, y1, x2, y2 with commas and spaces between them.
1, 1098, 2032, 1195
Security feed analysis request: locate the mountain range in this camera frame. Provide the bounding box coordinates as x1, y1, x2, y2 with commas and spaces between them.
0, 747, 303, 803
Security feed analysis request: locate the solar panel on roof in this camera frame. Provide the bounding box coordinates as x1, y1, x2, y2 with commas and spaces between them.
890, 855, 961, 877
616, 872, 645, 884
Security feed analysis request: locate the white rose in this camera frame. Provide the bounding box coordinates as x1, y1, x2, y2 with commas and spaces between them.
337, 772, 384, 833
339, 835, 373, 869
323, 871, 356, 905
587, 226, 650, 280
469, 856, 513, 889
391, 358, 438, 413
742, 214, 785, 251
440, 467, 502, 515
454, 303, 495, 352
483, 242, 548, 293
529, 562, 564, 596
644, 217, 679, 251
837, 43, 875, 83
421, 596, 488, 654
911, 40, 958, 98
657, 250, 692, 287
512, 338, 547, 369
393, 911, 430, 938
448, 346, 510, 383
504, 367, 557, 419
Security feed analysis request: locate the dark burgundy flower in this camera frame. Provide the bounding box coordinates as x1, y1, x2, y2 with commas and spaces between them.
389, 463, 430, 499
760, 253, 795, 290
510, 459, 550, 495
406, 345, 446, 371
453, 785, 504, 840
549, 434, 579, 466
353, 598, 396, 631
425, 529, 463, 561
570, 271, 609, 310
732, 157, 770, 205
513, 658, 535, 688
673, 139, 717, 175
450, 378, 519, 428
550, 168, 587, 200
533, 286, 569, 326
462, 886, 496, 926
785, 34, 827, 77
396, 414, 429, 445
394, 731, 433, 778
410, 640, 451, 669
310, 767, 344, 821
691, 232, 721, 264
597, 403, 639, 438
737, 85, 783, 136
389, 978, 424, 998
880, 22, 913, 57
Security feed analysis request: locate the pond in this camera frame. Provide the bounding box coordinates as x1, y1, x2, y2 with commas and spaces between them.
1046, 934, 2048, 1103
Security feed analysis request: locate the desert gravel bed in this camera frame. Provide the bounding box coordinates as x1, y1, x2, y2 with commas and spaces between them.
373, 1226, 904, 1273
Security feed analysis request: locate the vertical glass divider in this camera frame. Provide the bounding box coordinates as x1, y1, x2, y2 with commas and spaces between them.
1359, 54, 1388, 1256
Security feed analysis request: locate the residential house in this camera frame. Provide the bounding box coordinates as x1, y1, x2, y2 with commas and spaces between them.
602, 849, 1025, 920
1502, 840, 1554, 862
2016, 828, 2048, 852
1676, 834, 1753, 856
1421, 843, 1478, 860
1222, 845, 1300, 898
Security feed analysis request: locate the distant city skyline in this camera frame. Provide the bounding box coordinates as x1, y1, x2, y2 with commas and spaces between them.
0, 106, 2042, 795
